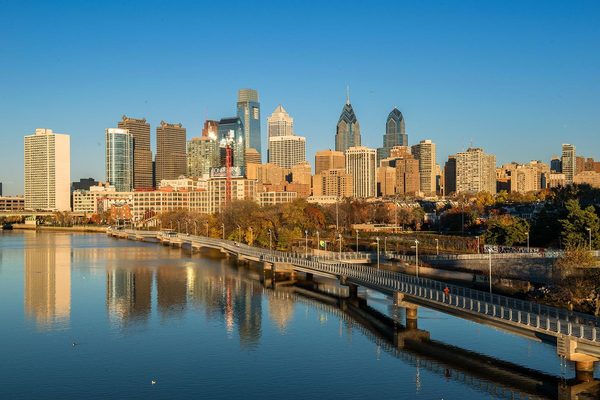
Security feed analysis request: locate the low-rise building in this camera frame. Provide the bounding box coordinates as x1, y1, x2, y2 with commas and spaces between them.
258, 191, 297, 206
0, 196, 25, 211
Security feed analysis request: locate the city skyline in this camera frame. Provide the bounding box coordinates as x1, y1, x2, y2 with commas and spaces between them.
1, 1, 599, 195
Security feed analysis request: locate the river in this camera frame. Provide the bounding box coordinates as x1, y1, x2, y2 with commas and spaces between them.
0, 231, 598, 399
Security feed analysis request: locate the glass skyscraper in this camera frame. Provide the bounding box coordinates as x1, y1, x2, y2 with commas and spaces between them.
335, 96, 361, 153
105, 128, 133, 192
377, 107, 408, 162
218, 117, 245, 172
237, 89, 261, 159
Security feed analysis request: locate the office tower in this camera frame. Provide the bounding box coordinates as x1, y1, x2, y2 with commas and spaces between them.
444, 156, 457, 195
315, 150, 345, 174
105, 128, 133, 192
377, 166, 396, 196
561, 144, 576, 184
118, 116, 153, 189
268, 105, 293, 137
335, 95, 361, 153
237, 89, 261, 157
550, 156, 562, 173
290, 162, 312, 186
377, 108, 408, 162
411, 139, 437, 196
71, 178, 98, 192
448, 148, 496, 194
187, 120, 220, 177
156, 121, 187, 183
244, 148, 261, 170
218, 117, 245, 170
345, 146, 377, 198
24, 128, 71, 211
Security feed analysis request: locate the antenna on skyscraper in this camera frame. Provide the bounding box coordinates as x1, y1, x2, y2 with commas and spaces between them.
346, 85, 350, 105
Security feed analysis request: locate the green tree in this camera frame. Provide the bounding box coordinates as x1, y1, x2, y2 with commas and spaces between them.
484, 215, 530, 246
559, 199, 600, 250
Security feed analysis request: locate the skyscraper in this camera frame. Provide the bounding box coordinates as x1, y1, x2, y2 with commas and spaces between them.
156, 121, 187, 183
187, 120, 220, 178
267, 105, 306, 168
118, 116, 153, 190
105, 128, 133, 192
24, 128, 71, 211
377, 108, 408, 162
411, 139, 437, 196
237, 89, 261, 157
561, 144, 576, 184
218, 117, 245, 171
345, 146, 377, 198
335, 95, 361, 153
315, 150, 345, 174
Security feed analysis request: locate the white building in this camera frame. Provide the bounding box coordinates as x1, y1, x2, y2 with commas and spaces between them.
454, 148, 496, 195
24, 128, 70, 211
561, 144, 576, 184
267, 105, 306, 168
345, 146, 377, 198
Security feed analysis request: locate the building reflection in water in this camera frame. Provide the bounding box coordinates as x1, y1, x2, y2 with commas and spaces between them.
24, 233, 71, 330
157, 265, 188, 319
106, 266, 152, 326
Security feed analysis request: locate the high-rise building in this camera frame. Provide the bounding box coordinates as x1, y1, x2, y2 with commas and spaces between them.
105, 128, 133, 192
267, 105, 306, 168
156, 121, 187, 182
345, 146, 377, 198
24, 128, 71, 211
444, 156, 457, 195
118, 116, 153, 190
244, 148, 261, 170
550, 156, 562, 173
561, 144, 576, 184
381, 146, 420, 196
315, 150, 345, 174
377, 108, 408, 162
335, 96, 361, 153
237, 89, 261, 157
411, 139, 437, 196
218, 117, 245, 171
187, 120, 220, 178
448, 148, 496, 195
312, 169, 353, 198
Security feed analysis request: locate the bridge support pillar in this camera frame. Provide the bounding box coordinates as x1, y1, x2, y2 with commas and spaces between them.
406, 307, 418, 330
348, 283, 358, 299
575, 360, 596, 383
557, 336, 599, 382
393, 292, 404, 305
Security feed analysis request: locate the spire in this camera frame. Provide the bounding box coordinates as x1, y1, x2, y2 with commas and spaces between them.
346, 85, 350, 105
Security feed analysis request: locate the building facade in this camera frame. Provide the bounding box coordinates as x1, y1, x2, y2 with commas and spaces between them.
377, 108, 408, 162
345, 146, 376, 198
335, 98, 361, 153
312, 169, 353, 198
268, 136, 306, 168
217, 117, 245, 171
315, 150, 345, 174
450, 148, 497, 195
156, 121, 187, 182
561, 144, 576, 184
0, 196, 24, 211
411, 139, 436, 196
237, 89, 261, 157
24, 128, 71, 211
118, 116, 153, 190
105, 128, 133, 192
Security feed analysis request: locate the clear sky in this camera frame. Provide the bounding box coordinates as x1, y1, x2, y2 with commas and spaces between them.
1, 0, 599, 195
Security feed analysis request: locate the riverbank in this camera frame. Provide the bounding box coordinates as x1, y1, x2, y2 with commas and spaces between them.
11, 224, 107, 233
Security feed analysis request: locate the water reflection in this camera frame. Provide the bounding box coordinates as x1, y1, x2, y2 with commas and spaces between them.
24, 234, 71, 330
106, 267, 152, 326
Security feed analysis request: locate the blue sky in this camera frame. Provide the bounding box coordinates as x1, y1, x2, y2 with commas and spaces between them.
1, 0, 599, 195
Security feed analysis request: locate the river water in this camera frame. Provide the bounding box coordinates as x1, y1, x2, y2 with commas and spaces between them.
0, 231, 598, 399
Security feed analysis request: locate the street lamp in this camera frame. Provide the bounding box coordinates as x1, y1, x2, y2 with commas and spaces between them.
488, 248, 493, 294
476, 236, 480, 254
305, 230, 308, 257
526, 231, 530, 253
316, 231, 320, 250
338, 234, 342, 258
221, 223, 225, 240
587, 227, 592, 251
384, 236, 388, 254
435, 238, 439, 256
205, 222, 209, 237
194, 221, 197, 236
268, 229, 273, 251
355, 229, 359, 253
375, 237, 380, 269
414, 240, 419, 278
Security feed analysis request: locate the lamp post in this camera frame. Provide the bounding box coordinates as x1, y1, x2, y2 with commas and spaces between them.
526, 231, 530, 253
376, 237, 380, 269
384, 236, 388, 254
488, 249, 493, 294
338, 234, 342, 259
205, 222, 209, 237
355, 230, 359, 253
305, 230, 308, 257
268, 229, 273, 251
587, 227, 592, 251
237, 225, 242, 243
476, 236, 480, 254
221, 223, 225, 240
435, 238, 439, 256
194, 221, 197, 236
316, 231, 320, 250
415, 240, 419, 278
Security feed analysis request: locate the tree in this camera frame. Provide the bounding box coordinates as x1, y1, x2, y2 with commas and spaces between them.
559, 199, 600, 250
484, 215, 530, 246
